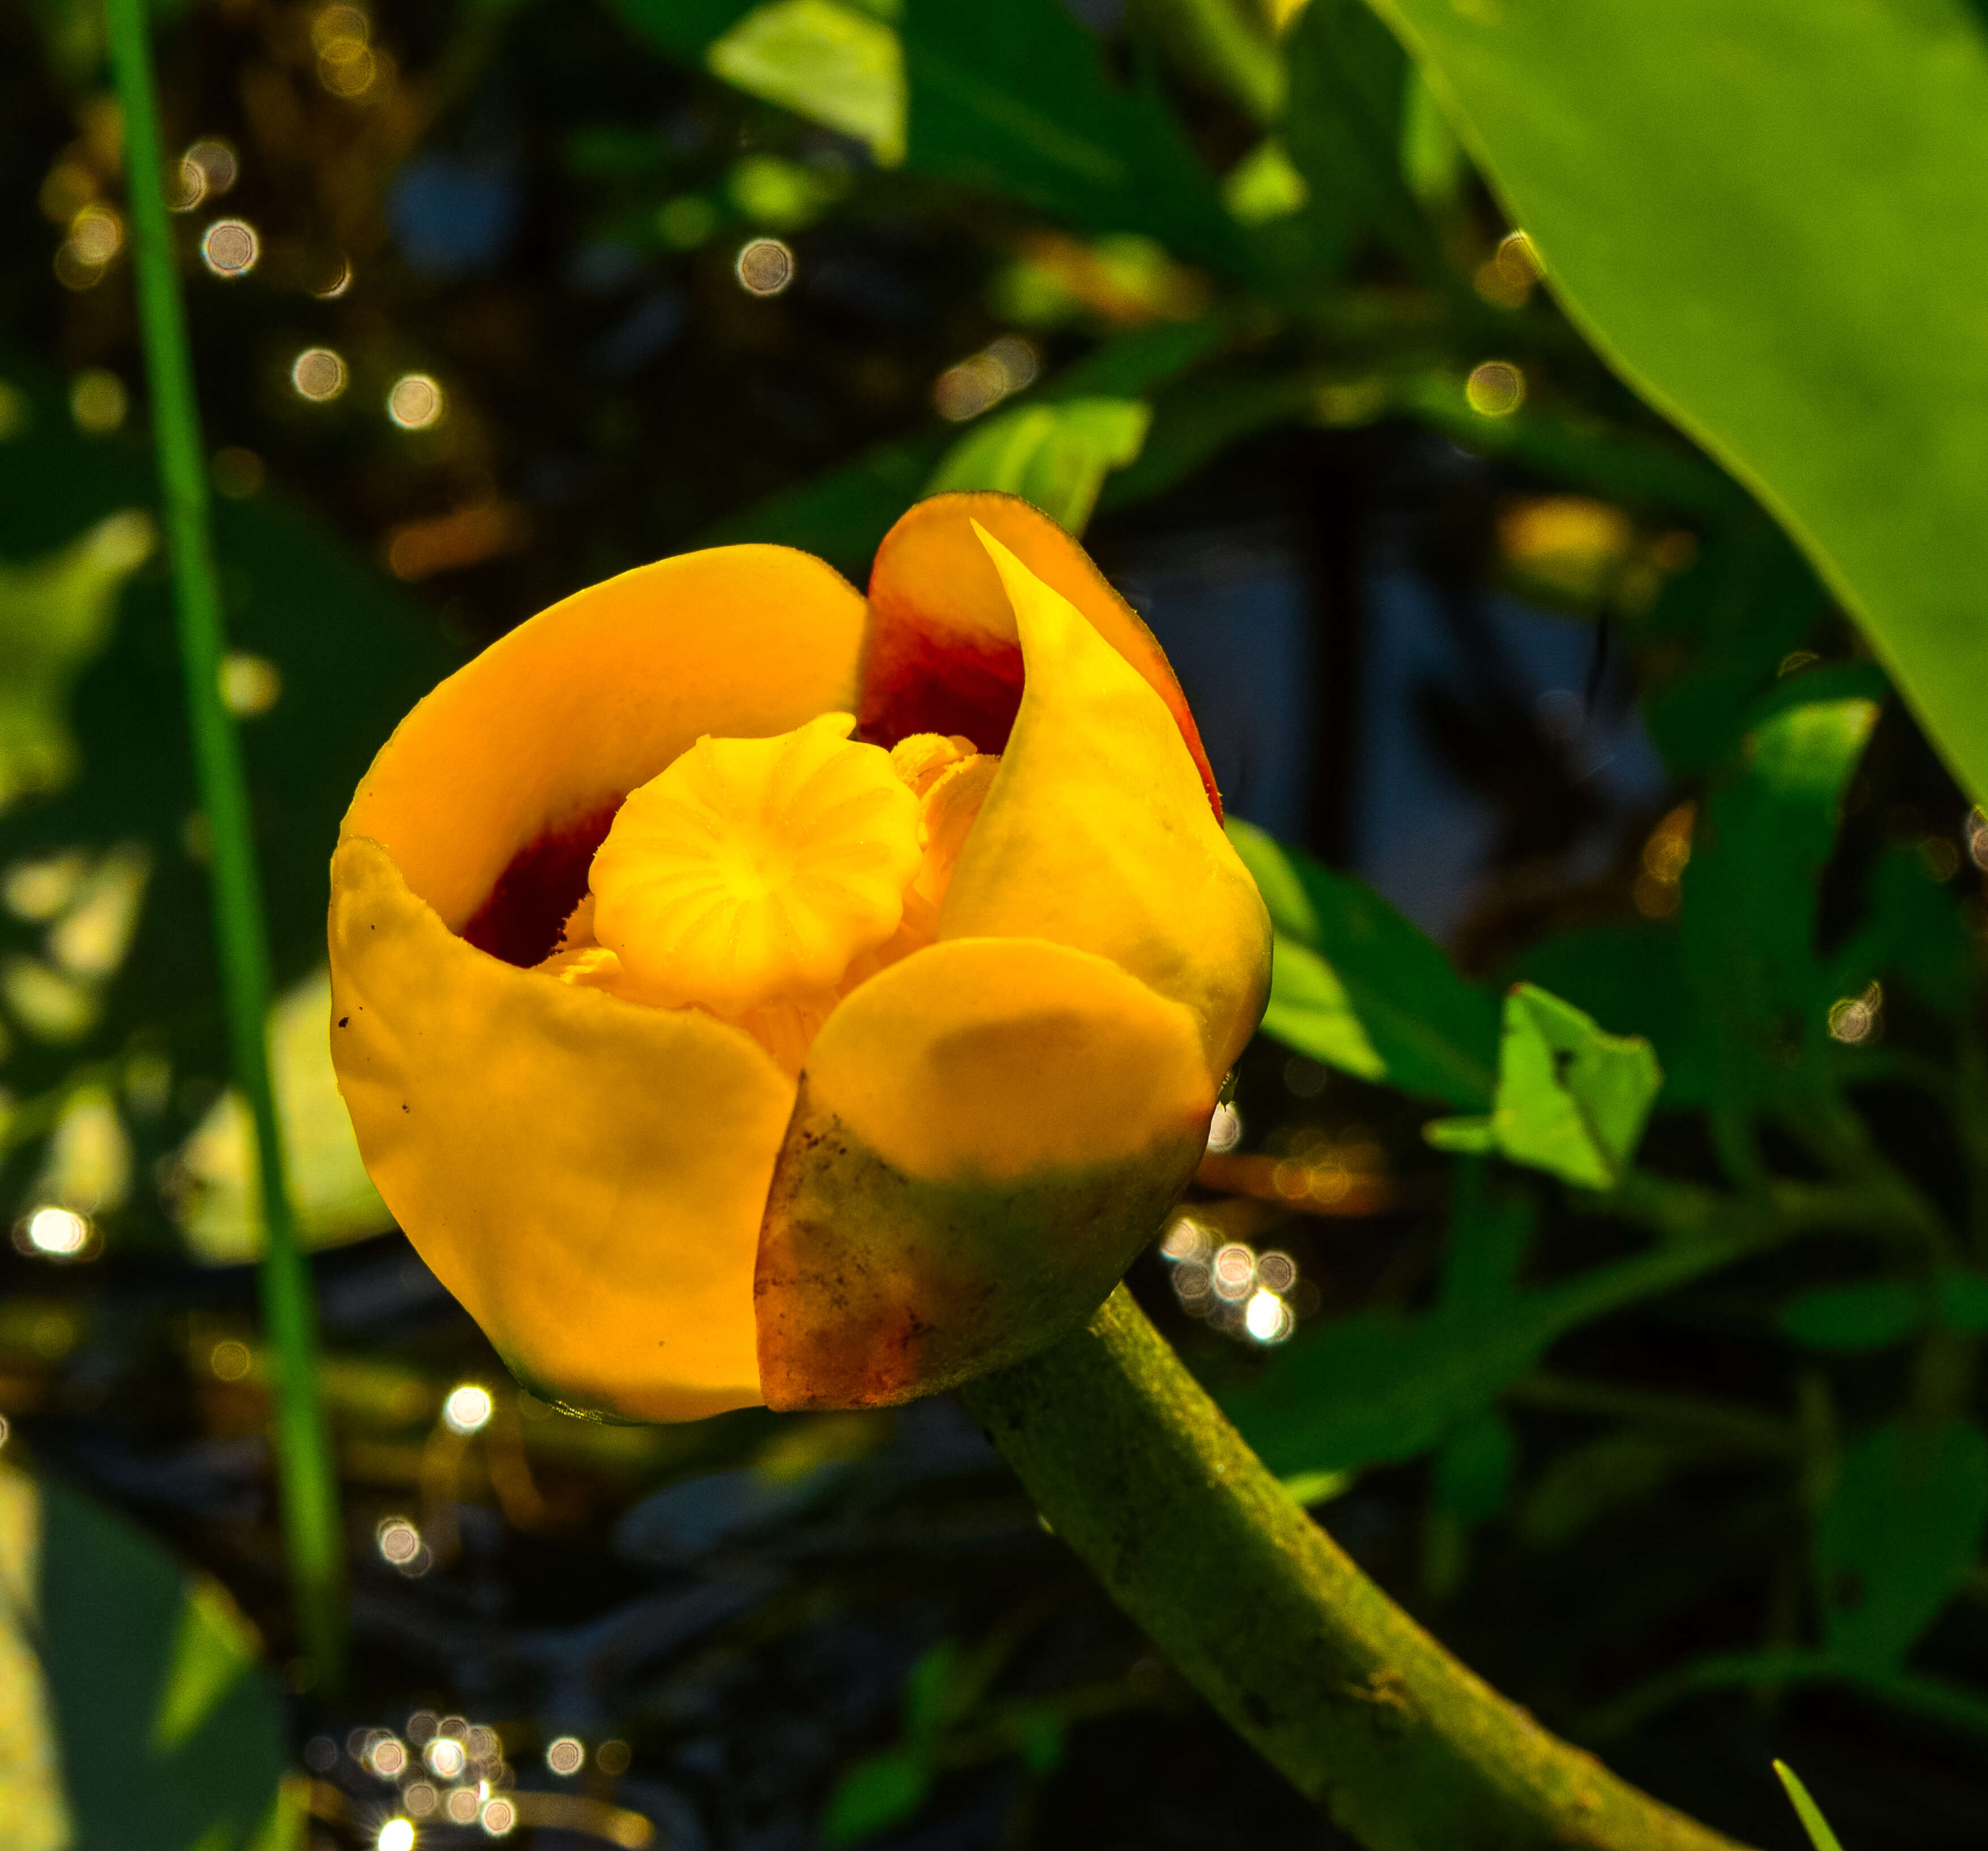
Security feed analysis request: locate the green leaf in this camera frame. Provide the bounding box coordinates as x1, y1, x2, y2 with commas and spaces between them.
1814, 1418, 1988, 1675
708, 0, 906, 164
1225, 1235, 1745, 1478
1221, 138, 1309, 224
1431, 1407, 1515, 1525
1517, 1432, 1699, 1552
926, 398, 1151, 535
1779, 1280, 1924, 1354
1773, 1761, 1846, 1851
822, 1748, 932, 1846
3, 1459, 286, 1850
1281, 0, 1436, 276
1636, 521, 1829, 780
1429, 984, 1661, 1191
1367, 0, 1988, 805
1503, 923, 1707, 1108
170, 967, 391, 1263
1832, 843, 1977, 1019
1678, 676, 1883, 1110
0, 512, 154, 813
606, 0, 758, 61
1226, 818, 1499, 1108
1936, 1270, 1988, 1333
900, 0, 1237, 265
150, 1580, 257, 1753
902, 1639, 963, 1746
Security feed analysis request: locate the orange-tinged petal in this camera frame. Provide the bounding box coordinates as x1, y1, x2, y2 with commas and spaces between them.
860, 492, 1221, 816
328, 835, 795, 1421
937, 529, 1271, 1077
755, 936, 1212, 1409
342, 546, 867, 966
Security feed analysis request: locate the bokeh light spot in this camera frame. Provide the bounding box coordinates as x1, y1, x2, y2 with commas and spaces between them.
70, 369, 127, 434
210, 1339, 253, 1381
735, 238, 794, 296
387, 374, 443, 429
442, 1383, 494, 1435
1465, 360, 1525, 417
201, 219, 259, 277
291, 348, 348, 402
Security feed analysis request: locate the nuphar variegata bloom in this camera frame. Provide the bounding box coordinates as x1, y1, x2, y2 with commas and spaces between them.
327, 495, 1271, 1419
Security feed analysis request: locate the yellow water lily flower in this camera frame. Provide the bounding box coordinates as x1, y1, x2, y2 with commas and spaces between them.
327, 493, 1270, 1420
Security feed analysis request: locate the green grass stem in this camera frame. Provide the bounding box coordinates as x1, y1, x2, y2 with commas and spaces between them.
104, 0, 346, 1691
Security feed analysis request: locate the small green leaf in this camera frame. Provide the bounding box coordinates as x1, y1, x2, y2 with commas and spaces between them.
822, 1748, 932, 1846
1815, 1419, 1988, 1675
1778, 1280, 1923, 1354
709, 0, 906, 164
0, 512, 154, 811
902, 1640, 963, 1746
925, 397, 1151, 535
1773, 1761, 1846, 1851
1435, 984, 1661, 1190
1226, 819, 1499, 1108
1222, 139, 1309, 223
1013, 1708, 1063, 1776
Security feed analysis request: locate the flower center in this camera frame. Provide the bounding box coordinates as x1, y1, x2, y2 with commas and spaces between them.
587, 711, 924, 1016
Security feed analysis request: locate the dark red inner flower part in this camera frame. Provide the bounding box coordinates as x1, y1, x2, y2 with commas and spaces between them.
462, 801, 618, 967
855, 626, 1027, 755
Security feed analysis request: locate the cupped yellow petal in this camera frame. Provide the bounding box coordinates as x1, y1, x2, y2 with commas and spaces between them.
590, 711, 923, 1015
328, 835, 796, 1421
755, 936, 1213, 1409
937, 529, 1271, 1077
342, 546, 867, 961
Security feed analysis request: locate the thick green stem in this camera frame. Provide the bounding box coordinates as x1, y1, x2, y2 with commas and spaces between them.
960, 1289, 1756, 1851
104, 0, 346, 1688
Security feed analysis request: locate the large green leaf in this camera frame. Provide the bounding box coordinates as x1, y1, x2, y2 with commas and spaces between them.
1369, 0, 1988, 804
1226, 818, 1498, 1108
1, 1459, 286, 1850
1814, 1419, 1988, 1674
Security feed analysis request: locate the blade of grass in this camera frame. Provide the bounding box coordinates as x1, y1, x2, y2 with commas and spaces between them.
104, 0, 346, 1689
1773, 1762, 1846, 1851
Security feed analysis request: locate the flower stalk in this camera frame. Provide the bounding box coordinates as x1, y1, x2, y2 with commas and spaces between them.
104, 0, 345, 1689
960, 1287, 1756, 1851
